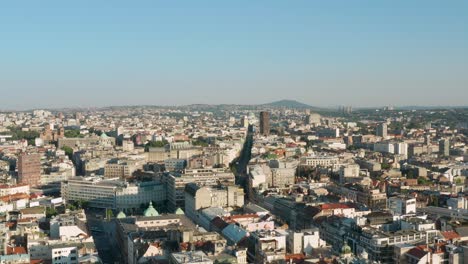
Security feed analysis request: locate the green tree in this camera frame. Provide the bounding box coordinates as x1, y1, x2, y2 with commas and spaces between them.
0, 126, 39, 145
381, 163, 391, 170
64, 129, 84, 138
46, 207, 57, 218
417, 177, 431, 185
76, 199, 89, 209
192, 138, 209, 147
62, 146, 74, 160
106, 209, 114, 220
144, 140, 168, 151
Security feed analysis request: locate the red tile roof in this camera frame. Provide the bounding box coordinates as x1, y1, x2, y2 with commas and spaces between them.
0, 193, 30, 203
441, 231, 460, 240
406, 247, 427, 259
6, 246, 27, 255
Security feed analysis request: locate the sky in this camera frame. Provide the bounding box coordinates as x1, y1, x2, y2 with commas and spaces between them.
0, 1, 467, 110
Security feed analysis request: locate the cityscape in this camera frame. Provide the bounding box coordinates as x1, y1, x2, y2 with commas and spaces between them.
1, 1, 468, 264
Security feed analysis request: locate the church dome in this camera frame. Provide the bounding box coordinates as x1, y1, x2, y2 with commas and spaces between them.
116, 211, 127, 219
143, 201, 159, 217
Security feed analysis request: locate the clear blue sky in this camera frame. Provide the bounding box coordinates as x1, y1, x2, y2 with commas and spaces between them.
1, 1, 467, 109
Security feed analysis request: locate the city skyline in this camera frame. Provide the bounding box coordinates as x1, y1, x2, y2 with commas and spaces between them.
1, 1, 467, 109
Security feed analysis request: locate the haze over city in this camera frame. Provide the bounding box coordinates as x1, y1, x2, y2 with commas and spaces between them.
1, 1, 468, 110
1, 2, 468, 264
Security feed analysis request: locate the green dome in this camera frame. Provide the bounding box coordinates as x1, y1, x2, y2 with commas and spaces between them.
116, 211, 127, 219
143, 201, 159, 217
341, 244, 352, 255
175, 207, 185, 215
100, 133, 109, 139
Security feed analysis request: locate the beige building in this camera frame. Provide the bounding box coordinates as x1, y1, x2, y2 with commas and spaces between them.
165, 168, 235, 211
184, 183, 244, 221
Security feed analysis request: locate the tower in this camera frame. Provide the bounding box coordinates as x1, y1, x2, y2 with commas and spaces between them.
376, 123, 388, 139
17, 153, 41, 187
259, 111, 270, 136
439, 138, 450, 157
424, 134, 431, 145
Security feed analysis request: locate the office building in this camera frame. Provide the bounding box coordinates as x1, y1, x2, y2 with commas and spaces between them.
61, 177, 165, 210
165, 168, 235, 211
259, 111, 270, 136
184, 183, 244, 221
376, 123, 388, 139
17, 153, 41, 187
240, 116, 249, 128
439, 138, 450, 157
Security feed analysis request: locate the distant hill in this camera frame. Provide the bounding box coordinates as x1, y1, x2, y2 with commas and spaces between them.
262, 100, 314, 109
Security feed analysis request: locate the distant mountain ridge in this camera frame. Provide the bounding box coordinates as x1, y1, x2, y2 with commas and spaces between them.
261, 99, 314, 109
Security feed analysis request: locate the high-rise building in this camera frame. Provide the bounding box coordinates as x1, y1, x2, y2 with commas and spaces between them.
439, 138, 450, 157
259, 111, 270, 136
424, 134, 431, 145
376, 123, 388, 139
17, 153, 41, 187
240, 116, 249, 128
306, 113, 321, 126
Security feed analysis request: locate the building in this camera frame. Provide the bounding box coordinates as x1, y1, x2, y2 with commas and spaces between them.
240, 116, 249, 128
165, 168, 235, 211
339, 164, 361, 183
387, 196, 416, 216
288, 229, 326, 255
122, 140, 134, 152
259, 111, 270, 136
170, 251, 213, 264
319, 216, 439, 263
306, 113, 321, 126
0, 184, 30, 197
61, 177, 166, 210
317, 128, 340, 138
51, 246, 79, 264
184, 183, 244, 221
376, 123, 388, 139
269, 160, 297, 187
164, 159, 187, 171
247, 230, 287, 263
17, 153, 41, 187
374, 142, 408, 157
300, 153, 339, 167
104, 160, 139, 179
439, 138, 450, 157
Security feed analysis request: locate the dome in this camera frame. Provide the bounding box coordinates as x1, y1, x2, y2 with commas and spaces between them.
100, 133, 109, 139
175, 207, 185, 215
143, 201, 159, 217
116, 211, 127, 219
341, 244, 352, 255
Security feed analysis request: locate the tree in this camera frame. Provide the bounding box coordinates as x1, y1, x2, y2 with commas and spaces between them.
417, 177, 430, 185
46, 207, 57, 218
62, 146, 74, 160
106, 209, 114, 221
0, 126, 39, 145
76, 199, 89, 209
144, 140, 168, 151
381, 163, 391, 170
192, 138, 209, 147
64, 129, 84, 138
66, 203, 77, 211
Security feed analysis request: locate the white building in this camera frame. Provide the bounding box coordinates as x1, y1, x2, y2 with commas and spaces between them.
170, 251, 213, 264
62, 177, 166, 210
300, 153, 339, 167
52, 246, 78, 264
387, 196, 416, 216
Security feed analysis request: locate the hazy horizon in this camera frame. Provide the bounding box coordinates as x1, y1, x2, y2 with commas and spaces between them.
1, 1, 467, 110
